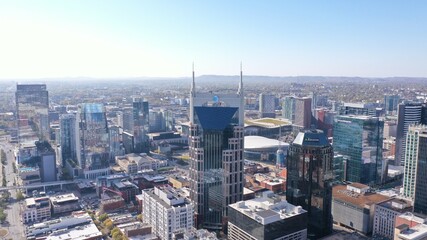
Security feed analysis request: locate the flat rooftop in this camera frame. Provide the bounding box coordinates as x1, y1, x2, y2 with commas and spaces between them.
244, 136, 289, 150
398, 224, 427, 240
245, 118, 291, 128
332, 185, 390, 209
50, 193, 79, 204
229, 191, 306, 225
47, 222, 102, 240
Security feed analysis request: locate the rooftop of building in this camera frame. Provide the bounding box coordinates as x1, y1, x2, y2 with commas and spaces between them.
293, 130, 330, 147
50, 193, 79, 204
337, 114, 379, 120
398, 224, 427, 240
397, 212, 426, 224
245, 118, 291, 128
46, 222, 102, 240
228, 191, 306, 225
27, 212, 91, 236
377, 198, 412, 213
113, 180, 138, 190
332, 184, 390, 209
117, 221, 150, 231
143, 186, 191, 209
244, 136, 289, 150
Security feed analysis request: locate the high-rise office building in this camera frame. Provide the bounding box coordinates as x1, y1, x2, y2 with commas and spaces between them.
414, 126, 427, 215
59, 114, 79, 167
282, 96, 296, 122
15, 84, 49, 141
338, 102, 378, 117
259, 93, 276, 118
384, 95, 400, 115
396, 103, 423, 166
402, 125, 427, 203
132, 97, 149, 153
78, 103, 110, 179
188, 68, 244, 230
286, 130, 333, 238
109, 125, 124, 161
36, 141, 57, 182
333, 115, 384, 185
294, 97, 312, 129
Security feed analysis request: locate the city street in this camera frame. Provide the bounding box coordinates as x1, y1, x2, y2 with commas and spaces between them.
0, 138, 25, 240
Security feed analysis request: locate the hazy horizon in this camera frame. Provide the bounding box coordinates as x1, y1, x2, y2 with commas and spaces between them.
1, 1, 427, 79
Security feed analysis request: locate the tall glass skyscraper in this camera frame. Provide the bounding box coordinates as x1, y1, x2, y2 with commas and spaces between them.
15, 84, 49, 141
59, 113, 78, 167
282, 96, 296, 122
286, 130, 333, 239
333, 115, 384, 185
132, 97, 149, 153
189, 68, 244, 230
384, 95, 400, 115
78, 103, 110, 179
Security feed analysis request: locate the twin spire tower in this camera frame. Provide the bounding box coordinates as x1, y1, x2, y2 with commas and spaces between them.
188, 64, 245, 230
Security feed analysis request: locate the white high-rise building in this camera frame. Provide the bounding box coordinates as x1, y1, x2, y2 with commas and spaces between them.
142, 186, 194, 240
403, 124, 427, 199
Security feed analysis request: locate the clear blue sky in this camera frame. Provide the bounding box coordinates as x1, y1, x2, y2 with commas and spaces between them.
0, 0, 426, 78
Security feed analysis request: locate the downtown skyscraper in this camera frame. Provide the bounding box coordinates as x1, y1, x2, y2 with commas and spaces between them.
333, 115, 384, 185
15, 84, 49, 142
78, 103, 110, 179
188, 68, 244, 230
286, 130, 333, 239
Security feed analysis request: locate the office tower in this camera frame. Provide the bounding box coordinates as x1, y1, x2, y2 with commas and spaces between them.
402, 125, 427, 202
78, 103, 110, 179
228, 191, 307, 240
149, 110, 164, 132
188, 67, 244, 230
132, 97, 149, 153
259, 93, 276, 118
59, 114, 79, 167
338, 102, 378, 116
309, 92, 317, 112
142, 186, 194, 240
315, 108, 335, 137
286, 130, 333, 238
109, 125, 124, 161
36, 141, 57, 182
15, 84, 49, 141
333, 115, 384, 184
384, 95, 400, 115
282, 96, 296, 122
294, 97, 312, 129
396, 103, 423, 166
414, 127, 427, 214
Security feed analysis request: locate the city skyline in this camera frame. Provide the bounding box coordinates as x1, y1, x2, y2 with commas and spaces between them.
1, 1, 427, 79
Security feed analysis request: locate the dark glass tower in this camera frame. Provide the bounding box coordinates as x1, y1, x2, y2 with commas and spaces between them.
286, 130, 333, 239
189, 67, 245, 231
132, 97, 149, 153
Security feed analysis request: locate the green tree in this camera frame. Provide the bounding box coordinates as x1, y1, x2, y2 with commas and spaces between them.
104, 219, 114, 230
98, 213, 108, 222
0, 208, 7, 223
16, 191, 24, 201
